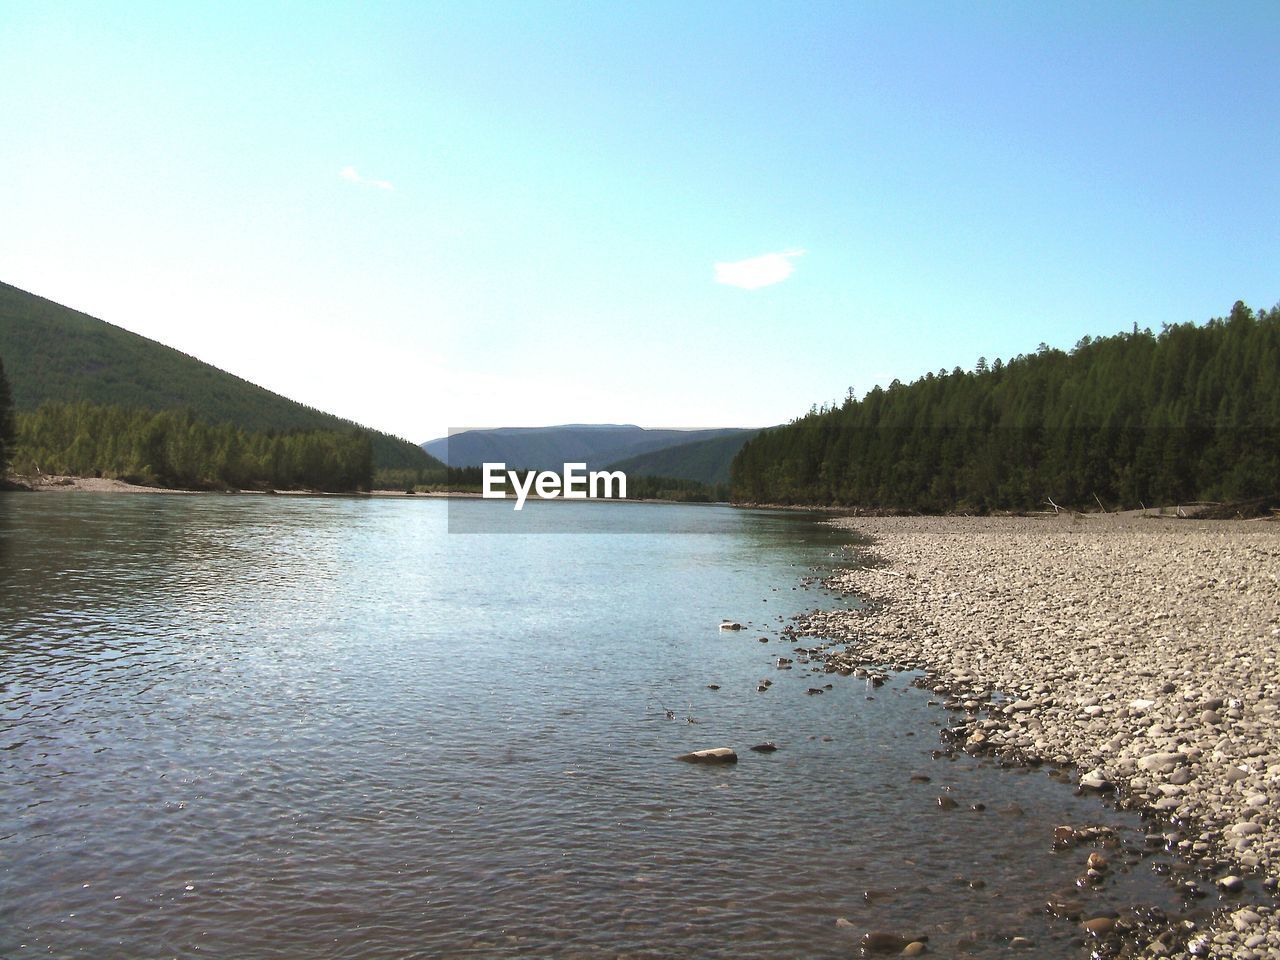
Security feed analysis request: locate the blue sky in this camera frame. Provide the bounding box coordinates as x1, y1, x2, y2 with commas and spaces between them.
2, 1, 1277, 442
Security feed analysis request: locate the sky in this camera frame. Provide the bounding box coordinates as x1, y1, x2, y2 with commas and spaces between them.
1, 1, 1277, 444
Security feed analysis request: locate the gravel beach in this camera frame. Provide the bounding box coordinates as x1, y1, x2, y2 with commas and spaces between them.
799, 515, 1280, 959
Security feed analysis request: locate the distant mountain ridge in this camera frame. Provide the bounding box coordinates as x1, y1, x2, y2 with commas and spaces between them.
423, 424, 757, 476
606, 430, 759, 485
0, 281, 441, 472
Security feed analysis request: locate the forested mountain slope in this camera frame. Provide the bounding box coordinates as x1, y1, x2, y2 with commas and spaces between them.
731, 302, 1279, 511
0, 281, 440, 473
606, 429, 758, 485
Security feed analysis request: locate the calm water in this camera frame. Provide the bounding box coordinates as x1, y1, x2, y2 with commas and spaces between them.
0, 495, 1205, 958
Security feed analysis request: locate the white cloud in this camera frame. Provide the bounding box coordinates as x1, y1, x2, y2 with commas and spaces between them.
714, 249, 804, 289
340, 165, 393, 191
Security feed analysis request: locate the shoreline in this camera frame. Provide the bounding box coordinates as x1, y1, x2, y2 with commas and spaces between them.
15, 477, 1267, 520
3, 475, 729, 506
6, 477, 507, 497
796, 515, 1280, 958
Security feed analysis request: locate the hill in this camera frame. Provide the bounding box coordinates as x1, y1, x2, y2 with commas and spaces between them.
0, 281, 441, 473
423, 424, 752, 472
731, 301, 1279, 511
605, 429, 758, 485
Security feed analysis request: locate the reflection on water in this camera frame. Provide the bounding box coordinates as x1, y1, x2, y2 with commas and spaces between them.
0, 494, 1202, 958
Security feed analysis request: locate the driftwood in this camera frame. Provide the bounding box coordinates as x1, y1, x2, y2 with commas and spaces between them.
854, 565, 905, 578
1044, 497, 1085, 517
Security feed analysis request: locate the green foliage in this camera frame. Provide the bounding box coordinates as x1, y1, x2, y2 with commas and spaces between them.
443, 465, 498, 492
383, 465, 522, 493
374, 465, 450, 490
624, 475, 729, 502
605, 430, 758, 485
731, 302, 1280, 510
0, 281, 441, 473
12, 401, 374, 491
0, 355, 15, 472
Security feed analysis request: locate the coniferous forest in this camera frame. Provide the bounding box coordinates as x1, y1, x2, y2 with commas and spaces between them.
10, 400, 374, 492
0, 356, 16, 475
731, 302, 1280, 511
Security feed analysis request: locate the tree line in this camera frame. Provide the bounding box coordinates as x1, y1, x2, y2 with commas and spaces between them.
625, 475, 729, 502
9, 399, 374, 492
731, 301, 1280, 511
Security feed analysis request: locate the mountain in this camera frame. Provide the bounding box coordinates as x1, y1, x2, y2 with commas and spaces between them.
605, 429, 759, 485
423, 424, 754, 472
0, 281, 441, 473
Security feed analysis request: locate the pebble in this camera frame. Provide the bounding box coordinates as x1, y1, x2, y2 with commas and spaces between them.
1082, 917, 1116, 936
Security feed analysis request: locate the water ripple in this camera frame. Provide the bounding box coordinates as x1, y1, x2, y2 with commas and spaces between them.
1, 495, 1204, 958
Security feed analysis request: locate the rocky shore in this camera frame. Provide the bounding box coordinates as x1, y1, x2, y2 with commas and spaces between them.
796, 515, 1280, 959
16, 474, 180, 493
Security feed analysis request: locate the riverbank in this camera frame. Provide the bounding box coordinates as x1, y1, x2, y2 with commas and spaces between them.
6, 475, 464, 496
7, 475, 725, 505
16, 474, 199, 493
798, 515, 1280, 958
9, 475, 480, 496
